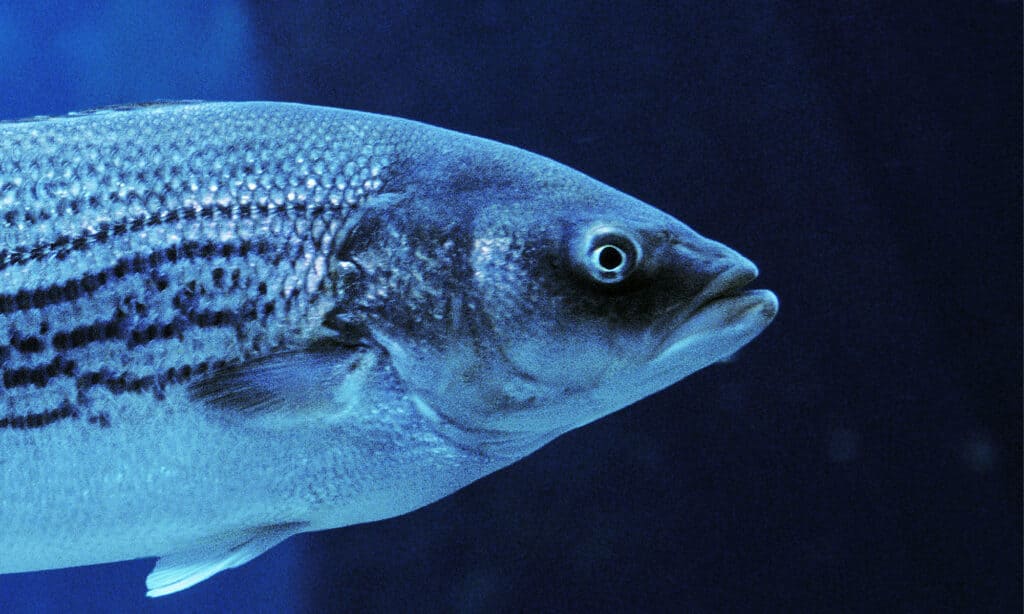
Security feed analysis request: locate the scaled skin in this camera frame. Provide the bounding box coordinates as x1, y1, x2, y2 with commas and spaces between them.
0, 102, 776, 592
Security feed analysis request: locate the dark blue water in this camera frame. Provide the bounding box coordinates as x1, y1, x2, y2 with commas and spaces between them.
0, 1, 1020, 612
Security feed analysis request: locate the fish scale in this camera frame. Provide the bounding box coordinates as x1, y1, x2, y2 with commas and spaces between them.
0, 102, 392, 430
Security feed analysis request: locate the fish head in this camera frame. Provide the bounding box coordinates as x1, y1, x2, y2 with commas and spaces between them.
342, 137, 777, 453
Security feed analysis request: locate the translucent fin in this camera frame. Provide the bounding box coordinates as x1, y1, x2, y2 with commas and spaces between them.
145, 522, 305, 597
2, 100, 207, 124
189, 341, 375, 426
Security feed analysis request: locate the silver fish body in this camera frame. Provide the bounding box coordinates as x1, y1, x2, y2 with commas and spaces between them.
0, 102, 777, 595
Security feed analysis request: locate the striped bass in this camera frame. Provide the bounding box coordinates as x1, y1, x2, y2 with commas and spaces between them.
0, 101, 777, 595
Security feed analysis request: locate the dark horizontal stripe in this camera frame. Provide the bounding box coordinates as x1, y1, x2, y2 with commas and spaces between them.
2, 314, 183, 360
0, 353, 255, 431
77, 358, 225, 398
50, 315, 192, 353
0, 400, 78, 429
2, 355, 76, 388
0, 238, 277, 316
52, 318, 133, 352
0, 199, 331, 273
1, 301, 261, 390
2, 332, 47, 355
183, 305, 260, 329
0, 357, 231, 431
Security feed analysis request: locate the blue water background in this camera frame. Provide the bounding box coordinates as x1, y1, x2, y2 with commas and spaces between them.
0, 1, 1020, 612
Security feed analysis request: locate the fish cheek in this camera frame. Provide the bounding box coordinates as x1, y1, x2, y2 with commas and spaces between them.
477, 260, 617, 390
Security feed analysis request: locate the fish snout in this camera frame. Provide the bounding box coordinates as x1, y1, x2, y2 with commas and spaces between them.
666, 239, 759, 309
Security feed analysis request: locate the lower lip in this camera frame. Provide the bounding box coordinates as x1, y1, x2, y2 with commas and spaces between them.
651, 288, 778, 366
697, 289, 778, 319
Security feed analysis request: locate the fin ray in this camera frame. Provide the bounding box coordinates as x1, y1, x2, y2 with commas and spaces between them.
145, 522, 305, 597
189, 341, 376, 426
2, 100, 207, 125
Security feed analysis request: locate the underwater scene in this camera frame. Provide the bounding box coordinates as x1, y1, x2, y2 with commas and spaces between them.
0, 2, 1020, 613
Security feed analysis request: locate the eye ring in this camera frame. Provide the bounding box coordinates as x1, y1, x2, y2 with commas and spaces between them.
583, 228, 642, 283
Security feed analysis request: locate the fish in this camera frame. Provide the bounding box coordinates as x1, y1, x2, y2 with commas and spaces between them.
0, 101, 777, 596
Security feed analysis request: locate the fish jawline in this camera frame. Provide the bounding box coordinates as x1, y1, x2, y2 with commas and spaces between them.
650, 289, 777, 369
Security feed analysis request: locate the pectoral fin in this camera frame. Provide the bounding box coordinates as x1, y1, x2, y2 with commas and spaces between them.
190, 341, 377, 426
145, 522, 306, 597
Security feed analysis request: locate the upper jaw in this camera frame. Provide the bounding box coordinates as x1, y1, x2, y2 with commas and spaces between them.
648, 261, 771, 362
688, 261, 760, 314
656, 261, 760, 330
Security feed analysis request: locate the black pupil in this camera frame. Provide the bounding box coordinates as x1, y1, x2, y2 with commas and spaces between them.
597, 245, 624, 270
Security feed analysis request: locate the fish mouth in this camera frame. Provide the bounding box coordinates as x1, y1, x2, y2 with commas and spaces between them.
665, 261, 761, 322
650, 263, 778, 364
692, 263, 761, 312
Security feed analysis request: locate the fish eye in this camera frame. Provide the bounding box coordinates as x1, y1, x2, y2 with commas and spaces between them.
583, 228, 642, 283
